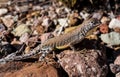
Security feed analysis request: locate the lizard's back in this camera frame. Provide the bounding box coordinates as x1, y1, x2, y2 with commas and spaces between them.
41, 17, 102, 49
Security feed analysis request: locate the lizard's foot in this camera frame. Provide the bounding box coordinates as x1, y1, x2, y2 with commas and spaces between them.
38, 50, 48, 61
38, 54, 45, 61
70, 45, 76, 52
39, 47, 52, 61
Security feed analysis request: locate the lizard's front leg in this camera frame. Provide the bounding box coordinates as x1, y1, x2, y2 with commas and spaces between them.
39, 47, 53, 61
69, 45, 76, 52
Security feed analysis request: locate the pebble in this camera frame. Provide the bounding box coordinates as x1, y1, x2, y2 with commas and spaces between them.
0, 24, 5, 32
40, 33, 54, 44
11, 24, 31, 36
100, 32, 120, 45
109, 18, 120, 29
101, 16, 110, 24
19, 33, 29, 43
1, 17, 14, 28
99, 24, 109, 34
0, 8, 8, 16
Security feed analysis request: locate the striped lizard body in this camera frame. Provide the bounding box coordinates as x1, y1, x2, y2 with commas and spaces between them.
0, 11, 103, 63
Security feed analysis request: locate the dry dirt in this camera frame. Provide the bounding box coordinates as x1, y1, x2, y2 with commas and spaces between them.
0, 59, 68, 77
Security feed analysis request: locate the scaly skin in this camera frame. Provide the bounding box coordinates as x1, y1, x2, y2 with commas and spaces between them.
0, 11, 103, 63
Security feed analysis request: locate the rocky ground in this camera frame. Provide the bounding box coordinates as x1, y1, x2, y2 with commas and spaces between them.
0, 0, 120, 77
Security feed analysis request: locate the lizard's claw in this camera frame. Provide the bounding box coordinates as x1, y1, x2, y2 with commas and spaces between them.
0, 59, 7, 64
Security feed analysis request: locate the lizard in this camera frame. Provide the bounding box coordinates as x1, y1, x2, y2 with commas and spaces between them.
0, 11, 103, 64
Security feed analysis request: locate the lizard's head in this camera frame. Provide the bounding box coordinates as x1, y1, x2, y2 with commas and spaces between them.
81, 10, 103, 30
88, 10, 103, 27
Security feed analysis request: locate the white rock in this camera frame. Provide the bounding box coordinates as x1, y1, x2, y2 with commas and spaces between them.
80, 11, 89, 19
33, 6, 41, 10
15, 5, 28, 12
19, 33, 29, 43
58, 18, 69, 27
7, 1, 12, 5
20, 5, 29, 12
56, 8, 60, 14
100, 32, 120, 45
42, 17, 50, 27
15, 5, 20, 12
64, 7, 71, 13
0, 8, 8, 16
4, 15, 13, 19
108, 12, 115, 18
109, 18, 120, 28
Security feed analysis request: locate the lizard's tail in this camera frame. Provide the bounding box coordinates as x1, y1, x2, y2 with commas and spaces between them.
0, 45, 41, 64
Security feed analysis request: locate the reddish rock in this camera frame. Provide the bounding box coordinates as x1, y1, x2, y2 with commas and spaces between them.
40, 33, 54, 44
2, 17, 14, 28
117, 15, 120, 20
99, 24, 109, 34
4, 63, 60, 77
0, 62, 30, 77
0, 61, 66, 77
57, 49, 108, 77
34, 25, 45, 35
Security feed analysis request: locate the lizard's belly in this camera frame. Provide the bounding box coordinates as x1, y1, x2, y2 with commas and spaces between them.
56, 43, 70, 49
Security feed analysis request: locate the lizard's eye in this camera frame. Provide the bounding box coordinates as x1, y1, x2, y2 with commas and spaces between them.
91, 21, 94, 24
89, 21, 94, 25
